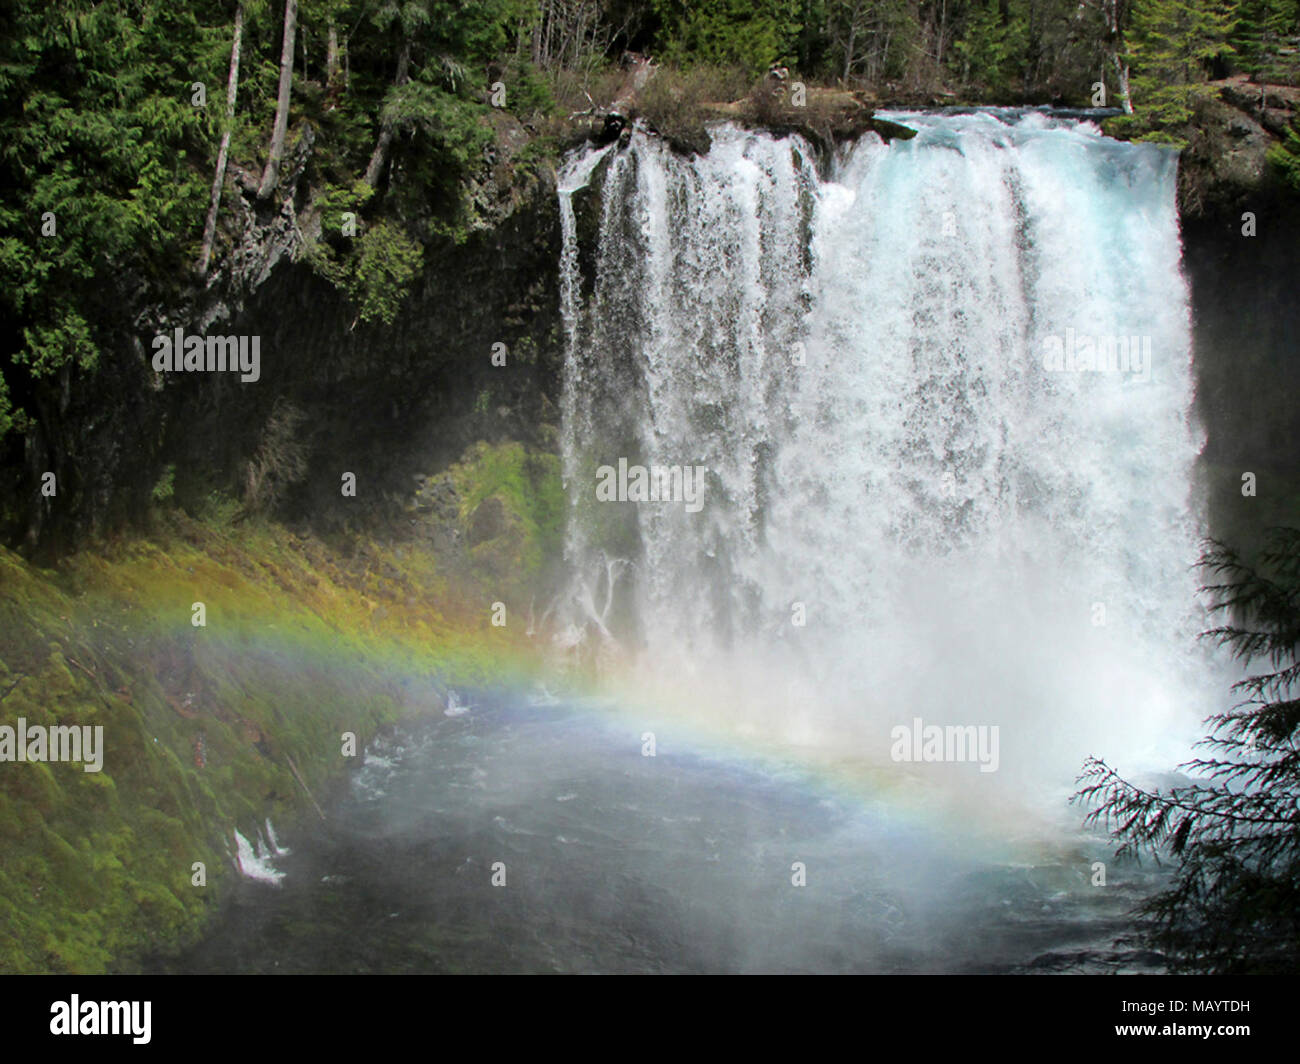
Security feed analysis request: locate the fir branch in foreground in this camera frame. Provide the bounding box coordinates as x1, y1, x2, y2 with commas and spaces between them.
1073, 528, 1300, 973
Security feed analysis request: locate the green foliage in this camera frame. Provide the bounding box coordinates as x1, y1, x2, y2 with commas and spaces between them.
0, 0, 544, 451
371, 0, 531, 67
451, 440, 566, 582
1231, 0, 1300, 83
953, 1, 1030, 91
1075, 529, 1300, 973
0, 0, 213, 439
501, 57, 558, 118
652, 0, 804, 77
0, 373, 15, 439
151, 465, 176, 503
1127, 0, 1239, 135
3, 0, 1300, 544
305, 219, 424, 325
349, 221, 423, 324
380, 80, 492, 170
1267, 116, 1300, 190
15, 314, 98, 379
315, 179, 376, 238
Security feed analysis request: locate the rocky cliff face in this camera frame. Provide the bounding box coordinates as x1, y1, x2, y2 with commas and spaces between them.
1174, 90, 1300, 552
167, 172, 564, 538
1184, 187, 1300, 552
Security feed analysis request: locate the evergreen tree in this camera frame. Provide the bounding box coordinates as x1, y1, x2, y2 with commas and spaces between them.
0, 0, 216, 439
1075, 528, 1300, 974
1232, 0, 1300, 85
651, 0, 804, 76
1125, 0, 1237, 132
1267, 112, 1300, 188
952, 0, 1029, 94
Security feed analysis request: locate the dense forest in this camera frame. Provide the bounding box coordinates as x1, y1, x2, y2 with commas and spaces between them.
2, 0, 1299, 545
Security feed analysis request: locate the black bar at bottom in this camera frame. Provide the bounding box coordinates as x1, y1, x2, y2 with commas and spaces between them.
0, 974, 1281, 1052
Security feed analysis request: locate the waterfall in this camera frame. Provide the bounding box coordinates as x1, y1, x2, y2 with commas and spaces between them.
556, 111, 1212, 787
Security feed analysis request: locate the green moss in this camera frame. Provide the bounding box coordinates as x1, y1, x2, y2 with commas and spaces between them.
0, 501, 551, 973
0, 793, 21, 839
452, 440, 565, 568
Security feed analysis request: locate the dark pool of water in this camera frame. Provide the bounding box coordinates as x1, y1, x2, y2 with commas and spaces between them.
151, 690, 1167, 974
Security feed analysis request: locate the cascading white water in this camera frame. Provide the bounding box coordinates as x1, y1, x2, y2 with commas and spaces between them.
556, 111, 1214, 792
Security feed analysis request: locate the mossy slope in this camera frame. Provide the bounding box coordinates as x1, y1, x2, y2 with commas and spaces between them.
0, 440, 558, 973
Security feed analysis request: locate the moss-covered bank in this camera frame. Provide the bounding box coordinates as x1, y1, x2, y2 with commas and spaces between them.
0, 440, 560, 973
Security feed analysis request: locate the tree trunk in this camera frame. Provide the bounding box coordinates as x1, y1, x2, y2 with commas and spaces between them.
877, 30, 894, 82
1102, 0, 1133, 114
363, 43, 411, 189
327, 25, 339, 84
936, 0, 949, 67
257, 0, 299, 200
324, 23, 344, 110
199, 4, 244, 276
1113, 53, 1134, 113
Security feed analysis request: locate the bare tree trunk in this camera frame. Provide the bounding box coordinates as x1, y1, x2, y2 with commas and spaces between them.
325, 22, 346, 111
257, 0, 299, 200
1113, 53, 1134, 113
877, 29, 894, 83
544, 0, 557, 69
936, 0, 949, 68
199, 4, 244, 276
569, 2, 591, 70
364, 43, 411, 189
1102, 0, 1134, 113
